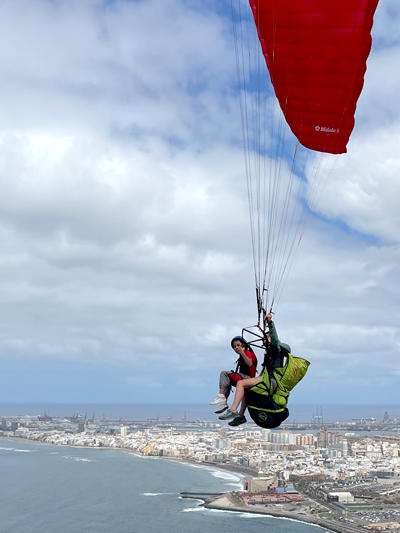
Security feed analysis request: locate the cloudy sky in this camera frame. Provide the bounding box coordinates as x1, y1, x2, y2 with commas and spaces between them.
0, 0, 399, 412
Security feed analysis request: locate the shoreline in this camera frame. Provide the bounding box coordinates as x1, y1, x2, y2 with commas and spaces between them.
0, 435, 257, 476
197, 491, 356, 533
0, 436, 355, 533
180, 489, 351, 533
202, 502, 347, 533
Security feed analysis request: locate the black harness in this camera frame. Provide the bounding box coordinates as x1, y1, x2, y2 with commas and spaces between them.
234, 348, 256, 376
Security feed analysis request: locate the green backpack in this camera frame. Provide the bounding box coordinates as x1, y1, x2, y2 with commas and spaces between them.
250, 353, 310, 408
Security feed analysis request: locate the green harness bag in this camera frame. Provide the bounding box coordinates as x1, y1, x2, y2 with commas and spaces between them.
247, 353, 310, 428
272, 353, 310, 405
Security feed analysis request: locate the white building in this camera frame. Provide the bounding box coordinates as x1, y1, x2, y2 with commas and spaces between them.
262, 429, 271, 440
244, 475, 278, 492
216, 438, 231, 450
328, 491, 354, 503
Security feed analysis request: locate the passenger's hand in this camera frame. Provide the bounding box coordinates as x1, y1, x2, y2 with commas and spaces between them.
234, 344, 246, 357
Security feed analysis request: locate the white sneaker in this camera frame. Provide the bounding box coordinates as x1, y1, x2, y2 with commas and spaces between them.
215, 403, 228, 414
210, 395, 227, 405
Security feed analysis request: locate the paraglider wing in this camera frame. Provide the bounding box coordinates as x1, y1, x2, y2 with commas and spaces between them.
249, 0, 380, 154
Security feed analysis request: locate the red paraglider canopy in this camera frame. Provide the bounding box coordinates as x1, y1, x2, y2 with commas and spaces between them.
249, 0, 380, 154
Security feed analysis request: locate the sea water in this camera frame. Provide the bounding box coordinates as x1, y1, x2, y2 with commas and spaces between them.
0, 439, 323, 533
1, 402, 399, 423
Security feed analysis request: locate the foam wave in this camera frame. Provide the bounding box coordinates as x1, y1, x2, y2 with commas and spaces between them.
61, 455, 91, 462
237, 512, 272, 518
142, 492, 175, 497
0, 447, 36, 453
232, 512, 328, 528
182, 507, 207, 512
260, 515, 327, 528
210, 470, 242, 482
14, 449, 36, 453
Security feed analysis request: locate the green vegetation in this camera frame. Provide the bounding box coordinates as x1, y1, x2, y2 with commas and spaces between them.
344, 505, 376, 510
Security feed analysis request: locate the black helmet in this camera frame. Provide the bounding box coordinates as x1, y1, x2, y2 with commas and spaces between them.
231, 336, 248, 349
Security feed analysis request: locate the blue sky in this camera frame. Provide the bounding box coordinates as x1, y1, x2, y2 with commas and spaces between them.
0, 0, 399, 408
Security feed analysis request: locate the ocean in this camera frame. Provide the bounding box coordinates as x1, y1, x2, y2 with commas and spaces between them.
1, 403, 400, 423
0, 439, 322, 533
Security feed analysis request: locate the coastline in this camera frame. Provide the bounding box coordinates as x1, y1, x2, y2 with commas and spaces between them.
202, 502, 346, 533
181, 488, 350, 533
0, 435, 257, 476
0, 436, 353, 533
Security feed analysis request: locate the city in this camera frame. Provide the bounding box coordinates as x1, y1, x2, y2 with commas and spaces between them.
1, 410, 400, 533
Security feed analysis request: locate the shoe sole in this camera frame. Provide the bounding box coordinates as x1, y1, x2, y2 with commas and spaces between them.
229, 418, 247, 426
215, 405, 228, 414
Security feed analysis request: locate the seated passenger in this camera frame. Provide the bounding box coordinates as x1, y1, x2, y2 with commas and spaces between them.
209, 336, 257, 415
219, 313, 291, 427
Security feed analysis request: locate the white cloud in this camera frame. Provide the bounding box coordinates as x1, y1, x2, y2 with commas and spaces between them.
310, 129, 400, 243
0, 0, 399, 406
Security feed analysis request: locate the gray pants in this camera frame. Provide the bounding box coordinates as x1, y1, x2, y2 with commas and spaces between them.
219, 370, 250, 399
